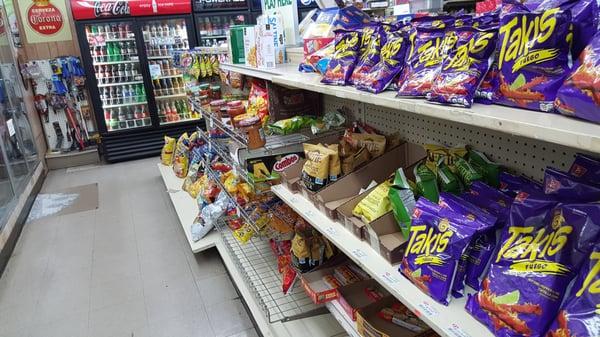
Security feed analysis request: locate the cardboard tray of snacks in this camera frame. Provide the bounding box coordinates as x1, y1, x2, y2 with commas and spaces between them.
300, 259, 371, 305
337, 279, 390, 322
356, 296, 438, 337
299, 142, 409, 219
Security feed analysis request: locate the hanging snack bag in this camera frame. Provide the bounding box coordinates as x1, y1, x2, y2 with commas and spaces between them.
161, 136, 176, 165
545, 242, 600, 337
355, 31, 408, 93
396, 27, 446, 97
495, 2, 572, 112
438, 192, 497, 295
349, 24, 386, 85
414, 162, 439, 203
428, 26, 498, 107
321, 30, 361, 86
554, 32, 600, 123
401, 197, 477, 305
302, 143, 334, 191
389, 168, 417, 238
353, 179, 393, 223
466, 201, 600, 337
537, 0, 599, 59
569, 153, 600, 183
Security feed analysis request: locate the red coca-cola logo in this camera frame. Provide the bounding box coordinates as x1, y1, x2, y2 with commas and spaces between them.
273, 154, 300, 172
27, 0, 64, 35
93, 0, 130, 17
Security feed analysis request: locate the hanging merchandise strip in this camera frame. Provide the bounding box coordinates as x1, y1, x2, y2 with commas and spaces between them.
214, 218, 328, 323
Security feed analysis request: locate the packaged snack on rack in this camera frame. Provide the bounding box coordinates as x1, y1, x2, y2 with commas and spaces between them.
389, 168, 417, 238
378, 303, 429, 333
302, 143, 336, 191
468, 150, 501, 187
495, 1, 572, 111
401, 198, 477, 305
466, 199, 600, 337
349, 24, 386, 86
321, 30, 362, 86
568, 153, 600, 183
437, 158, 462, 194
173, 133, 190, 178
554, 32, 600, 123
498, 171, 540, 197
161, 136, 176, 165
414, 162, 439, 203
344, 131, 387, 158
543, 167, 600, 202
352, 180, 393, 223
454, 156, 483, 187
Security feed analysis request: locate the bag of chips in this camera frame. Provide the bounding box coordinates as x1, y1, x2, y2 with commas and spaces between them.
545, 242, 600, 337
355, 31, 408, 93
499, 171, 541, 197
302, 143, 336, 191
344, 131, 387, 158
569, 153, 600, 183
353, 179, 393, 223
466, 200, 600, 337
160, 136, 176, 165
468, 150, 501, 187
554, 32, 600, 123
543, 167, 600, 202
396, 27, 446, 97
428, 26, 498, 107
495, 1, 572, 111
321, 30, 361, 86
349, 24, 386, 85
401, 197, 477, 305
389, 168, 417, 238
173, 133, 190, 178
414, 162, 440, 203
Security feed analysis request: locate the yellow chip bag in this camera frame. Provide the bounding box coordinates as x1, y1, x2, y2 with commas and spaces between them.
160, 136, 176, 165
352, 180, 392, 223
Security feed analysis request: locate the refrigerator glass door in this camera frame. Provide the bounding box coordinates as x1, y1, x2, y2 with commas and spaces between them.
197, 13, 250, 47
141, 18, 197, 125
84, 21, 151, 132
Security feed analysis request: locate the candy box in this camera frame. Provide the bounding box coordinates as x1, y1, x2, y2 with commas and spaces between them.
243, 26, 257, 68
304, 37, 335, 57
229, 25, 252, 64
337, 279, 390, 321
356, 296, 437, 337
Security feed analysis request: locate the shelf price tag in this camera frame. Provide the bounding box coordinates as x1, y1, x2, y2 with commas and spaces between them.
381, 271, 400, 285
325, 227, 337, 237
305, 210, 315, 218
290, 196, 299, 203
445, 324, 471, 337
416, 300, 439, 318
351, 248, 367, 260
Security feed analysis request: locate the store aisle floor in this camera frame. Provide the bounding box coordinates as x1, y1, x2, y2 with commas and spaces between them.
0, 157, 258, 337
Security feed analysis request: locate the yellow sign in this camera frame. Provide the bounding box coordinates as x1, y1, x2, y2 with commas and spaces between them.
19, 0, 72, 43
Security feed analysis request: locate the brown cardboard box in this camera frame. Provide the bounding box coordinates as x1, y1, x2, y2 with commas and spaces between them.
300, 266, 340, 304
356, 296, 437, 337
301, 143, 409, 219
335, 185, 378, 240
337, 279, 390, 321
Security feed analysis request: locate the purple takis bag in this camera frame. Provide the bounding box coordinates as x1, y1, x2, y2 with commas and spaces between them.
545, 242, 600, 337
544, 167, 600, 202
321, 30, 361, 86
554, 32, 600, 123
537, 0, 599, 59
462, 181, 513, 225
466, 202, 600, 337
569, 153, 600, 183
396, 27, 446, 97
428, 26, 498, 107
439, 192, 498, 295
495, 3, 572, 112
349, 24, 385, 85
499, 172, 542, 197
355, 31, 408, 93
401, 198, 477, 305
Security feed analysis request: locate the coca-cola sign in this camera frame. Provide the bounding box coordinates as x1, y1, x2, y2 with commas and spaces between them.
93, 0, 130, 17
27, 0, 64, 35
71, 0, 191, 20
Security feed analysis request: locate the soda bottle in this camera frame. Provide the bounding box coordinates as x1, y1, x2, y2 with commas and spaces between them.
107, 87, 115, 105
163, 24, 170, 37
129, 85, 136, 102
92, 25, 99, 35
114, 42, 122, 61
118, 64, 125, 82
118, 107, 126, 121
111, 24, 119, 40
104, 24, 111, 39
153, 79, 162, 96
104, 108, 111, 121
122, 85, 130, 103
126, 107, 134, 120
100, 87, 107, 104
106, 42, 113, 62
133, 106, 142, 119
118, 23, 125, 39
96, 66, 103, 83
135, 84, 143, 102
172, 103, 180, 121
111, 108, 119, 128
115, 87, 122, 104
124, 24, 131, 37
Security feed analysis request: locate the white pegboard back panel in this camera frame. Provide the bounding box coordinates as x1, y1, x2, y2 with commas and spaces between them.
322, 95, 363, 122
322, 96, 580, 182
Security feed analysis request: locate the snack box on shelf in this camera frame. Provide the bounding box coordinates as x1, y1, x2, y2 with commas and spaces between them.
297, 143, 410, 220
300, 259, 370, 305
356, 296, 438, 337
336, 188, 407, 264
337, 279, 390, 322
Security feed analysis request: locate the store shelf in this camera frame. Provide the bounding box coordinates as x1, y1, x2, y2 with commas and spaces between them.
325, 300, 360, 337
97, 80, 143, 87
220, 63, 600, 154
93, 59, 139, 66
201, 34, 227, 39
271, 184, 493, 337
155, 93, 187, 99
160, 117, 201, 126
147, 55, 173, 60
157, 163, 218, 253
103, 101, 148, 108
155, 74, 183, 79
199, 132, 250, 183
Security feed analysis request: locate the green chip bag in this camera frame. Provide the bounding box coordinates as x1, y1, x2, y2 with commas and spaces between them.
454, 156, 482, 187
414, 162, 439, 203
388, 168, 416, 238
437, 157, 462, 194
468, 150, 501, 187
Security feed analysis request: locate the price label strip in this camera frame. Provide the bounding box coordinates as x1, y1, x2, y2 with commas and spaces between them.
445, 323, 472, 337
416, 300, 439, 319
351, 248, 367, 260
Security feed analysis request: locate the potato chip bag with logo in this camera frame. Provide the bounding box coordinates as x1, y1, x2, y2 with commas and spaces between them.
321, 30, 361, 86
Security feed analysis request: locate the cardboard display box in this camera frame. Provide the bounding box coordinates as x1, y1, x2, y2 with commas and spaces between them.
300, 266, 340, 304
300, 143, 409, 219
356, 296, 438, 337
337, 279, 390, 321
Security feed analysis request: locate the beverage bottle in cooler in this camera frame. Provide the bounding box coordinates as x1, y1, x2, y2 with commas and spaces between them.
130, 64, 138, 80
115, 42, 122, 61
106, 87, 114, 105
122, 85, 130, 103
114, 87, 121, 104
106, 42, 113, 62
111, 108, 119, 124
105, 65, 112, 83
135, 84, 144, 101
104, 108, 111, 121
172, 102, 180, 121
129, 85, 136, 102
157, 24, 163, 38
157, 102, 165, 119
163, 24, 170, 37
118, 107, 126, 121
104, 24, 111, 38
96, 66, 104, 83
151, 24, 158, 38
130, 41, 137, 55
118, 23, 125, 39
169, 25, 176, 38
161, 79, 170, 95
116, 64, 123, 82
126, 106, 134, 120
175, 100, 183, 118
134, 106, 143, 119
111, 24, 119, 40
100, 87, 108, 104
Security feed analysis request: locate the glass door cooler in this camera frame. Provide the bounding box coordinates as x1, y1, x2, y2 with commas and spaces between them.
193, 0, 252, 47
71, 0, 201, 162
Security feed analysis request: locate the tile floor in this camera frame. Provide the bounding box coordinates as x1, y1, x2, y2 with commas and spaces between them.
0, 157, 258, 337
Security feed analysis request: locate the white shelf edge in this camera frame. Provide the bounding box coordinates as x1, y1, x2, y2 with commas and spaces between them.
325, 300, 360, 337
271, 184, 493, 337
219, 63, 600, 154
